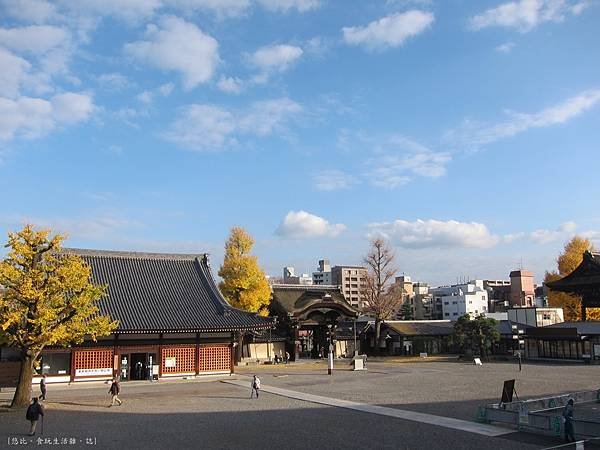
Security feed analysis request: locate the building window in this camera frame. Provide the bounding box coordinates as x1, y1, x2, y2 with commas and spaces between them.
36, 352, 71, 376
444, 313, 449, 317
444, 301, 449, 305
452, 301, 457, 305
453, 312, 458, 316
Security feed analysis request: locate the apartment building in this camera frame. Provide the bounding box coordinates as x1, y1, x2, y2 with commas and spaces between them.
331, 265, 368, 308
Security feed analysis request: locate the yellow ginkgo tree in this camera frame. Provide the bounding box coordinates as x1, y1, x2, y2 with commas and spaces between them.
0, 225, 117, 408
218, 226, 271, 316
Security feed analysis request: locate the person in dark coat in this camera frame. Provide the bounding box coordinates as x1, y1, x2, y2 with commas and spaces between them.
40, 375, 47, 401
563, 398, 575, 442
108, 378, 122, 407
26, 397, 44, 436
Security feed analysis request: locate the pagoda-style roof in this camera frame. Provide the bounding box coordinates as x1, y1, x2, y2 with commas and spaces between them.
546, 251, 600, 295
270, 284, 359, 323
62, 248, 273, 333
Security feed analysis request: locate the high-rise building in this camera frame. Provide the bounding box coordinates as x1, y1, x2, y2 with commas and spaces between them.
331, 265, 368, 308
509, 270, 535, 307
312, 259, 332, 285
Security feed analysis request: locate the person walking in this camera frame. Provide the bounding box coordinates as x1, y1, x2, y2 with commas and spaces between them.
563, 398, 576, 442
39, 374, 47, 401
250, 375, 261, 399
25, 397, 44, 436
108, 378, 123, 407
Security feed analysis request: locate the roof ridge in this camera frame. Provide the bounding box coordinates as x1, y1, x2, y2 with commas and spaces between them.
61, 248, 207, 260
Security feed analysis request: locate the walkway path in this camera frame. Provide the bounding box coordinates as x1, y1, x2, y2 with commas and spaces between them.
223, 378, 512, 438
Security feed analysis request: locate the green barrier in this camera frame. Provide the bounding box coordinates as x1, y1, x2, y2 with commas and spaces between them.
476, 406, 488, 423
549, 398, 557, 408
552, 417, 562, 437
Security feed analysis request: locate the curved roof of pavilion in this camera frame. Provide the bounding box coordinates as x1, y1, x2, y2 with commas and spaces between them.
270, 284, 359, 322
62, 248, 273, 334
546, 251, 600, 294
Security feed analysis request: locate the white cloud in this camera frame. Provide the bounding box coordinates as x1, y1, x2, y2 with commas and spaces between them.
368, 218, 500, 249
164, 97, 301, 151
366, 135, 451, 188
217, 76, 244, 94
249, 44, 303, 74
137, 90, 153, 104
446, 89, 600, 150
313, 170, 360, 191
0, 92, 94, 140
124, 16, 220, 90
342, 10, 434, 50
164, 104, 236, 150
276, 210, 346, 238
166, 0, 251, 17
0, 25, 70, 54
0, 48, 31, 99
496, 42, 515, 53
2, 0, 60, 24
63, 0, 162, 23
257, 0, 320, 12
158, 82, 174, 96
470, 0, 589, 32
531, 221, 578, 244
503, 232, 526, 243
96, 73, 131, 91
239, 97, 302, 136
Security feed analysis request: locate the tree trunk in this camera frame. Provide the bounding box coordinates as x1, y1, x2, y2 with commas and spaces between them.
11, 351, 34, 408
374, 318, 381, 356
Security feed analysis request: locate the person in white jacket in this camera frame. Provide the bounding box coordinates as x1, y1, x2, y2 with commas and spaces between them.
251, 375, 261, 399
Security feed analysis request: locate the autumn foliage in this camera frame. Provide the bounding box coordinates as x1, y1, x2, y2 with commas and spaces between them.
0, 225, 117, 407
545, 236, 599, 321
218, 227, 271, 316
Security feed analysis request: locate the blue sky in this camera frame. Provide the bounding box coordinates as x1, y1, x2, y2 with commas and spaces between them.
0, 0, 599, 286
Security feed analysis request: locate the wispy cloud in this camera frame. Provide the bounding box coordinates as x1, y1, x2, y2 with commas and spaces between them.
313, 170, 360, 191
470, 0, 590, 32
276, 210, 346, 238
445, 89, 600, 151
342, 10, 434, 51
164, 97, 301, 151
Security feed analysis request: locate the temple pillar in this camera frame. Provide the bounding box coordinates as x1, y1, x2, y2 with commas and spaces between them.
581, 297, 587, 321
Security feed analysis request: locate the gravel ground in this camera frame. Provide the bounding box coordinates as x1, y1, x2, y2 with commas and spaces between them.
238, 360, 600, 422
1, 360, 597, 449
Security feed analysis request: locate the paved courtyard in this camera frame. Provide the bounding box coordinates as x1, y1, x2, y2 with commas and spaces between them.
0, 360, 598, 449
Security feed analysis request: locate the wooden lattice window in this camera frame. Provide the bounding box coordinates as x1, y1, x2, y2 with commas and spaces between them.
161, 346, 195, 374
198, 346, 230, 372
73, 349, 113, 376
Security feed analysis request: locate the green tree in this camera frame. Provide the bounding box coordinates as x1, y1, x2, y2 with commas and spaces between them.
398, 301, 414, 320
545, 236, 597, 321
451, 314, 499, 359
0, 225, 117, 408
218, 227, 271, 315
361, 238, 403, 353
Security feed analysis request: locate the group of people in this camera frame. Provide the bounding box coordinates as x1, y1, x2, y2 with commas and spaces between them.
24, 376, 123, 436
273, 351, 290, 364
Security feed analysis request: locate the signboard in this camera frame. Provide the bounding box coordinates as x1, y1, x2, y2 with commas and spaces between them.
419, 353, 428, 358
165, 357, 177, 368
75, 368, 112, 377
474, 358, 482, 366
501, 379, 516, 404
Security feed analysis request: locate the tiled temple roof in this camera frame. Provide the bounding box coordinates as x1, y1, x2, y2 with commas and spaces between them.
62, 248, 273, 333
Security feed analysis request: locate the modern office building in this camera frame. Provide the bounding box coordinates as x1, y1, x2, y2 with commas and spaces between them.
312, 259, 332, 285
429, 280, 489, 321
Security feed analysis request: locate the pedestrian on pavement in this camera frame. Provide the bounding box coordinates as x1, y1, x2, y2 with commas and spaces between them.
250, 375, 261, 399
517, 351, 522, 372
40, 374, 47, 401
108, 378, 123, 407
25, 397, 44, 436
285, 351, 290, 364
563, 398, 576, 443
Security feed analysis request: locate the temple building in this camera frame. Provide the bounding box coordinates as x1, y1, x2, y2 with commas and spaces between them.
270, 285, 359, 359
0, 249, 273, 386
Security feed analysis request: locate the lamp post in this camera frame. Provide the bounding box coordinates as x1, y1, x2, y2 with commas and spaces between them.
354, 318, 358, 356
327, 324, 334, 375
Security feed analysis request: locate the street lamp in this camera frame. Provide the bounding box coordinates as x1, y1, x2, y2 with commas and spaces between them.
327, 324, 334, 375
